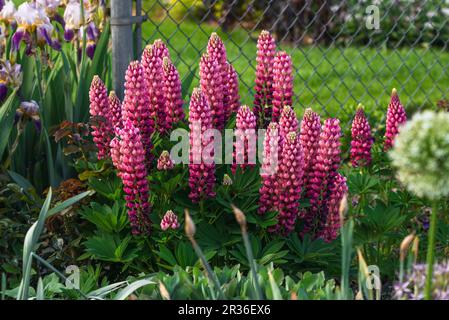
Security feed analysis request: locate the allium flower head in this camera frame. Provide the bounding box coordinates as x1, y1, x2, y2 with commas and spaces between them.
89, 75, 113, 160
160, 210, 180, 231
199, 52, 224, 130
254, 30, 276, 128
394, 261, 449, 300
272, 51, 293, 122
350, 105, 373, 167
157, 150, 174, 170
384, 88, 407, 150
390, 111, 449, 199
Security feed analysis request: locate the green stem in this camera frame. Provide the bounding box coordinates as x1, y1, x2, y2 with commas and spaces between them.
424, 200, 438, 300
241, 229, 262, 300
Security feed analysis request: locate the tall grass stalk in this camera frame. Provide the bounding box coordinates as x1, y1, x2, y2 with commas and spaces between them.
185, 209, 225, 299
424, 200, 439, 300
232, 205, 263, 300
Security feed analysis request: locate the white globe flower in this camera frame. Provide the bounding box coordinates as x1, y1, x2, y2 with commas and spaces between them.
390, 111, 449, 199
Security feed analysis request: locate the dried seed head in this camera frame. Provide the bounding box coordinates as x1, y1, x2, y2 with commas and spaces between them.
159, 281, 171, 300
223, 174, 233, 186
231, 205, 247, 229
184, 209, 196, 239
339, 193, 348, 226
400, 233, 415, 262
412, 236, 419, 261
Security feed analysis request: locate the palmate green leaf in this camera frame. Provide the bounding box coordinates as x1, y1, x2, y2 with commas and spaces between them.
80, 201, 128, 233
83, 234, 138, 263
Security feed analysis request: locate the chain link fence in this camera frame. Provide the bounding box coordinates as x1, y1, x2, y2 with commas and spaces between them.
121, 0, 449, 123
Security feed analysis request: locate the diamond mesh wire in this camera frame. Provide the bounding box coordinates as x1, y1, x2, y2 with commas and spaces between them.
133, 0, 449, 124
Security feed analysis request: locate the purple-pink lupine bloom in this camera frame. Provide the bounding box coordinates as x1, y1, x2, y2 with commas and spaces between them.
110, 120, 151, 235
300, 108, 321, 191
108, 91, 122, 129
152, 39, 170, 59
232, 105, 257, 174
225, 63, 240, 120
160, 210, 180, 231
199, 52, 225, 130
253, 30, 276, 128
122, 61, 154, 168
207, 33, 229, 120
279, 105, 298, 143
272, 131, 304, 235
384, 88, 407, 151
318, 173, 347, 242
157, 150, 174, 171
141, 44, 168, 134
162, 56, 184, 129
303, 118, 341, 236
272, 51, 293, 122
89, 75, 113, 160
188, 88, 216, 203
350, 106, 373, 167
258, 122, 280, 215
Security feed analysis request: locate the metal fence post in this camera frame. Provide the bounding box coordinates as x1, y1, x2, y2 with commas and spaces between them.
110, 0, 134, 100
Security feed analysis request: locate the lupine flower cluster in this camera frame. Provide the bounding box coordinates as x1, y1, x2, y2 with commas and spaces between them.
350, 106, 373, 167
394, 261, 449, 300
272, 131, 304, 235
254, 30, 276, 128
142, 40, 184, 134
121, 61, 154, 168
89, 75, 113, 160
300, 108, 321, 189
384, 88, 407, 151
157, 150, 174, 171
232, 105, 257, 173
89, 39, 185, 234
302, 118, 343, 238
198, 33, 240, 129
188, 87, 216, 203
317, 173, 348, 242
108, 91, 122, 129
110, 120, 151, 235
272, 51, 293, 122
258, 122, 280, 215
279, 105, 298, 143
160, 210, 180, 231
